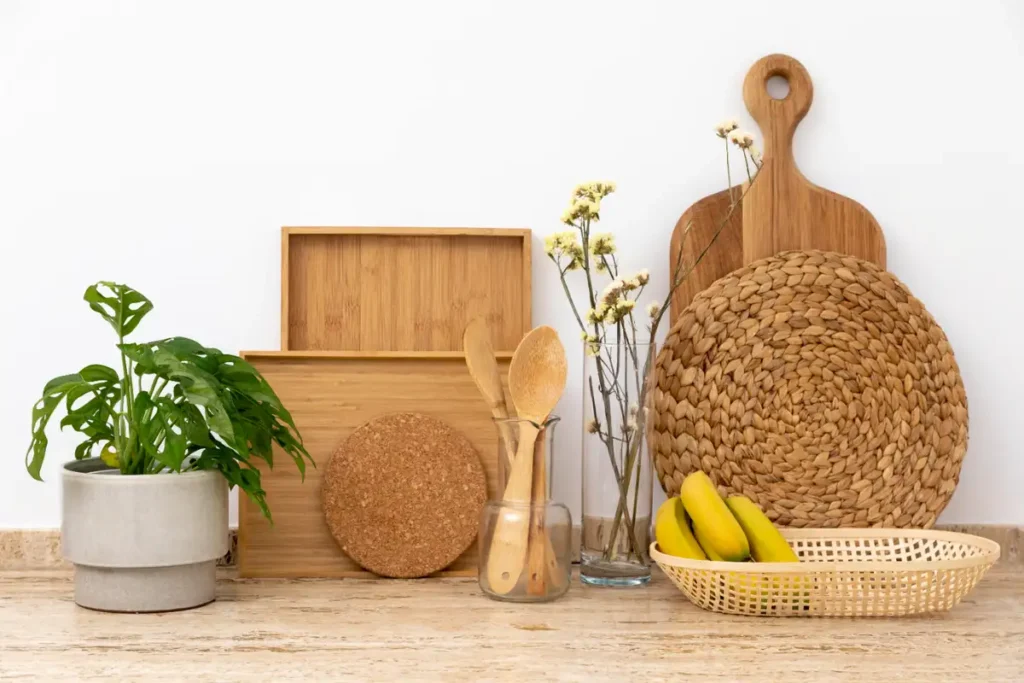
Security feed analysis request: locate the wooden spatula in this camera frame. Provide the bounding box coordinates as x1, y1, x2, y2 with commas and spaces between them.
485, 326, 566, 595
463, 317, 517, 473
669, 53, 886, 321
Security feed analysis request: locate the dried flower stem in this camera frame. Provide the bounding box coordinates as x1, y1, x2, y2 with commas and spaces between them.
725, 136, 735, 204
598, 156, 761, 565
549, 138, 761, 567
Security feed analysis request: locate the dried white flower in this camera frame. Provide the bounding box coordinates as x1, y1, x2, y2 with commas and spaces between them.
581, 331, 602, 356
568, 198, 600, 223
545, 231, 585, 271
622, 419, 638, 435
605, 298, 636, 323
646, 301, 661, 318
586, 418, 601, 434
585, 307, 607, 326
728, 129, 755, 149
595, 260, 608, 274
580, 198, 601, 219
574, 181, 617, 200
589, 232, 616, 256
599, 279, 626, 307
564, 243, 585, 271
748, 142, 762, 167
629, 403, 639, 417
618, 270, 649, 292
715, 118, 739, 138
544, 230, 576, 257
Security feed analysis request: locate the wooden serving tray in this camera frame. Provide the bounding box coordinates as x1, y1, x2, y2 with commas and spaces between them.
237, 350, 510, 579
281, 227, 531, 352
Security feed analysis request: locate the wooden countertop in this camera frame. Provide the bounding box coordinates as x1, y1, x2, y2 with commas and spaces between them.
1, 568, 1021, 681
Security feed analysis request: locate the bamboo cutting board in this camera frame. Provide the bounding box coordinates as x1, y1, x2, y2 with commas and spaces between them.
669, 54, 886, 320
237, 351, 511, 579
281, 227, 531, 352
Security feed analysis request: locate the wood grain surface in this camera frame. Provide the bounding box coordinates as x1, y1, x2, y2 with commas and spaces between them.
741, 54, 886, 266
1, 568, 1021, 681
281, 227, 531, 352
669, 54, 886, 322
237, 351, 511, 578
667, 186, 743, 320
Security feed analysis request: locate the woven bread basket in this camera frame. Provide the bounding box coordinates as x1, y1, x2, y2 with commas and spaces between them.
651, 528, 999, 617
651, 250, 968, 528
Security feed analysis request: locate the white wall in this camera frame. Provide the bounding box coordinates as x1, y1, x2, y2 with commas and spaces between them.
2, 0, 1022, 528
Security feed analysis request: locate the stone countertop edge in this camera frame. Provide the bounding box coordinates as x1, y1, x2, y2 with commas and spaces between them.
0, 525, 1020, 571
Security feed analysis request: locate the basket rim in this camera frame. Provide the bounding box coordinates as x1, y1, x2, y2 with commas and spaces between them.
650, 528, 1001, 573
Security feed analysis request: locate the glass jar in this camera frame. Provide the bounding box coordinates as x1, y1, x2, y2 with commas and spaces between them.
478, 500, 572, 602
580, 341, 655, 586
478, 418, 572, 602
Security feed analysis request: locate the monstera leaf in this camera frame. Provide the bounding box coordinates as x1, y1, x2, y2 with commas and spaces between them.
25, 282, 313, 521
26, 365, 121, 480
120, 339, 242, 454
83, 282, 153, 337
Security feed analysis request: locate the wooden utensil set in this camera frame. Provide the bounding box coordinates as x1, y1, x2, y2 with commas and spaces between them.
465, 323, 568, 597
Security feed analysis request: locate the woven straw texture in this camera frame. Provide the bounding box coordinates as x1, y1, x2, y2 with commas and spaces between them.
652, 250, 968, 528
652, 528, 998, 617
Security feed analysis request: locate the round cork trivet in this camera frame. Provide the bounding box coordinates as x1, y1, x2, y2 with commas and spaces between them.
651, 250, 968, 529
321, 412, 487, 578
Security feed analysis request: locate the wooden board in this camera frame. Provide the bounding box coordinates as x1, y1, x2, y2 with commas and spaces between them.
740, 55, 886, 265
668, 187, 743, 321
669, 54, 886, 322
281, 227, 531, 352
236, 351, 510, 579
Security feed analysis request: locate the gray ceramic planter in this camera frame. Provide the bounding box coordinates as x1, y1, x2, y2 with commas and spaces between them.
62, 458, 228, 612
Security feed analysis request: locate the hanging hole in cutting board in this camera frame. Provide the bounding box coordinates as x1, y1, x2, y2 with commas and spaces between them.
766, 74, 790, 100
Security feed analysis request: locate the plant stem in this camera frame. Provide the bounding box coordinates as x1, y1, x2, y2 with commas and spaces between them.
725, 137, 734, 204
561, 212, 647, 562
118, 331, 135, 471
564, 171, 763, 569
599, 163, 765, 560
553, 258, 588, 334
586, 378, 642, 556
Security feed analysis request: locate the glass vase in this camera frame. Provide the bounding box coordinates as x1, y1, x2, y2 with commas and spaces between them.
479, 418, 572, 602
580, 341, 655, 586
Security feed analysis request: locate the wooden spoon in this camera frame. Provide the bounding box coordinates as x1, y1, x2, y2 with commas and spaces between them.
525, 427, 569, 596
463, 317, 517, 473
486, 326, 567, 595
465, 319, 565, 595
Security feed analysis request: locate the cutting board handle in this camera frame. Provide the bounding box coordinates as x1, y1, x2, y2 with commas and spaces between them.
742, 53, 813, 163
739, 53, 884, 269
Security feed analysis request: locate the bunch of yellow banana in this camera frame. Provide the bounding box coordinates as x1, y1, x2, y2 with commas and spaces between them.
654, 471, 799, 563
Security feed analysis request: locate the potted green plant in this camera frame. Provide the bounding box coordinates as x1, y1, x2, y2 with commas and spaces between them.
26, 282, 312, 612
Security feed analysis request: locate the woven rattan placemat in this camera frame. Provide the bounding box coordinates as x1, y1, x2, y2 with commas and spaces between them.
651, 250, 968, 528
